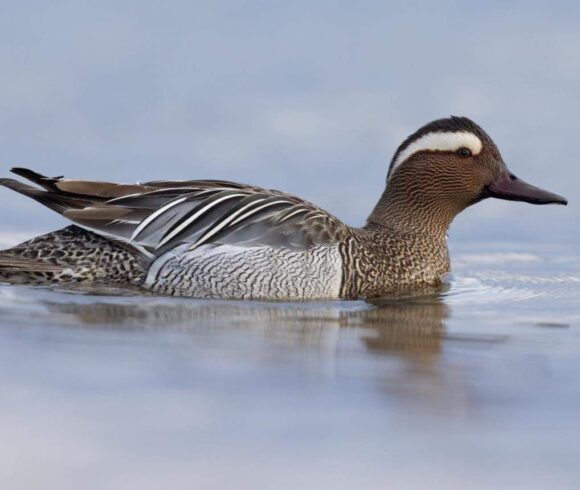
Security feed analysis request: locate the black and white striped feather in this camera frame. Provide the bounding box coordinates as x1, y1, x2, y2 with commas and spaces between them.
0, 168, 347, 256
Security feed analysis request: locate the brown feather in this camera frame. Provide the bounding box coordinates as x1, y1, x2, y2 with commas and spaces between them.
64, 207, 132, 220
0, 254, 63, 272
2, 168, 349, 253
55, 181, 150, 198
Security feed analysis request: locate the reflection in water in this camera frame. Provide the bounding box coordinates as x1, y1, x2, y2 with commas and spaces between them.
360, 295, 448, 359
37, 287, 450, 358
1, 284, 511, 414
1, 252, 579, 488
8, 284, 510, 362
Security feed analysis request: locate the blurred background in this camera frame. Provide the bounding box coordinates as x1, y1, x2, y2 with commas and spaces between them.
0, 0, 578, 245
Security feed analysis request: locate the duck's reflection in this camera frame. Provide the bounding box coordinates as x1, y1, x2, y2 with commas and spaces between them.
17, 285, 493, 413
358, 295, 448, 359
36, 286, 449, 359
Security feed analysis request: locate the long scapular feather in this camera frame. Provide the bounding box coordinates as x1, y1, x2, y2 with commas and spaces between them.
155, 192, 247, 249
275, 207, 309, 223
189, 198, 293, 250
131, 196, 189, 241
0, 168, 346, 255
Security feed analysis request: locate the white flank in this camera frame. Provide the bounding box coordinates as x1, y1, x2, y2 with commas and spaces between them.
145, 242, 343, 300
390, 131, 483, 179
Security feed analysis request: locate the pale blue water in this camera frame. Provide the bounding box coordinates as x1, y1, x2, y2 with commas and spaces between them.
1, 237, 579, 489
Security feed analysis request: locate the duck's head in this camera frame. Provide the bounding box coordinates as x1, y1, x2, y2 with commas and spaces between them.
370, 116, 567, 234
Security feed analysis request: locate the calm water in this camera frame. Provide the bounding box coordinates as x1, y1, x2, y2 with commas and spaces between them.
1, 235, 579, 489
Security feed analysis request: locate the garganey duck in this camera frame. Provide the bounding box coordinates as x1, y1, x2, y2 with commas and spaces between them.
0, 117, 567, 300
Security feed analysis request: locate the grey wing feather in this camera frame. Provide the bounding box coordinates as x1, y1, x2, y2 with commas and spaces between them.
0, 168, 348, 255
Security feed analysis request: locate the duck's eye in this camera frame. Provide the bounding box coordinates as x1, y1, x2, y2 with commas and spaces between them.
456, 147, 472, 158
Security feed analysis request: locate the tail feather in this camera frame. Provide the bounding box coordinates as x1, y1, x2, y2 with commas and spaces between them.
7, 167, 148, 200
0, 177, 93, 215
10, 167, 63, 191
0, 168, 153, 255
0, 253, 63, 272
0, 250, 67, 285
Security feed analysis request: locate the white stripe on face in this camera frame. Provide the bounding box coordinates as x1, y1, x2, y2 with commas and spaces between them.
389, 131, 483, 179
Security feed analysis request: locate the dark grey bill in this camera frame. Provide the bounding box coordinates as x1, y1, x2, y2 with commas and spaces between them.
486, 173, 568, 205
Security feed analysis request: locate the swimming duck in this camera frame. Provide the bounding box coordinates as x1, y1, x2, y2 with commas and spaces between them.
0, 116, 567, 300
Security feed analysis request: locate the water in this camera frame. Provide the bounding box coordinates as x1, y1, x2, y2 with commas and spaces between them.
1, 236, 579, 489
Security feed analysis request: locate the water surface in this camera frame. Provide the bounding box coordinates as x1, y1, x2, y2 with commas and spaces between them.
1, 237, 579, 489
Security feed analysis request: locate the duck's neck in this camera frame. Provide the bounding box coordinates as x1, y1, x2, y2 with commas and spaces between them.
365, 184, 459, 241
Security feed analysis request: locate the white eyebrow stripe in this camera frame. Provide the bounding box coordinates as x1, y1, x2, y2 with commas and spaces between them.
389, 131, 483, 179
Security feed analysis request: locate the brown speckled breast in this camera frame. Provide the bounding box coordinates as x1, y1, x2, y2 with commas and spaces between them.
339, 227, 450, 299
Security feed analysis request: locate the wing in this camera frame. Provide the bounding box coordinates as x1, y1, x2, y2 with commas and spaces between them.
0, 168, 349, 255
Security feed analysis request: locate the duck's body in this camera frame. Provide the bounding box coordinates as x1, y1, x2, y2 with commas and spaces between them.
0, 180, 449, 300
0, 117, 566, 300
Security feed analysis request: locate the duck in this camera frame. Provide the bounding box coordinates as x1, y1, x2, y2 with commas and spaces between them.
0, 116, 567, 300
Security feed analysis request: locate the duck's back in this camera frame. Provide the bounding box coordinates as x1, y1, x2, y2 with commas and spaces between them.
0, 169, 349, 300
